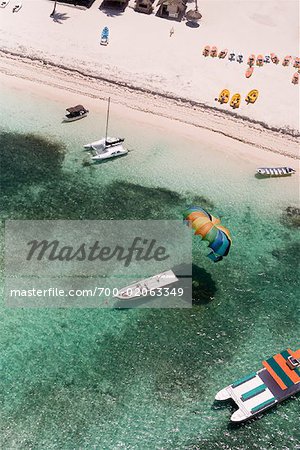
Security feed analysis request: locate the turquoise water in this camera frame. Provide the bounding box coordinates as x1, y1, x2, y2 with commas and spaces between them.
0, 85, 299, 449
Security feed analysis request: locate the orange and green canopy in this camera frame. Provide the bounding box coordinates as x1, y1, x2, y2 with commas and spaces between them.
183, 206, 231, 262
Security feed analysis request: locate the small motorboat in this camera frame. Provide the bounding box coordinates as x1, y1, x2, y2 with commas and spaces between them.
256, 167, 296, 177
115, 270, 178, 300
12, 1, 21, 12
63, 105, 89, 123
0, 0, 9, 7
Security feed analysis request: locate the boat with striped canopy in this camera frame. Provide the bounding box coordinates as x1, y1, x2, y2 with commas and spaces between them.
256, 167, 296, 177
215, 348, 300, 422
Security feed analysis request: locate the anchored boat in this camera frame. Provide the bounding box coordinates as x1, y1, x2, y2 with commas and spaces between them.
88, 138, 127, 161
84, 97, 128, 161
63, 105, 89, 123
115, 270, 178, 300
256, 167, 296, 177
215, 348, 300, 422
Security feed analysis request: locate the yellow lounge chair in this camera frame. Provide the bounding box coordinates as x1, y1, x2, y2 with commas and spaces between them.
218, 89, 230, 104
246, 89, 259, 104
230, 93, 241, 109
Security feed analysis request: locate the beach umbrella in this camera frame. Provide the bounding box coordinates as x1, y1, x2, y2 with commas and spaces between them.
185, 8, 202, 22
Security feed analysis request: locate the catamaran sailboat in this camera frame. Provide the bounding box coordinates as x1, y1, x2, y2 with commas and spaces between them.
84, 97, 128, 161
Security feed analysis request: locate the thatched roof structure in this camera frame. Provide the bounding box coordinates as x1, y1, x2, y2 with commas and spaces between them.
156, 0, 187, 21
157, 0, 185, 9
100, 0, 128, 10
135, 0, 154, 14
66, 105, 86, 113
185, 8, 202, 21
50, 0, 96, 7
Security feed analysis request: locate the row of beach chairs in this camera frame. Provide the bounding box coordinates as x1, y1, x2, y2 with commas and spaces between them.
203, 46, 300, 68
203, 46, 299, 83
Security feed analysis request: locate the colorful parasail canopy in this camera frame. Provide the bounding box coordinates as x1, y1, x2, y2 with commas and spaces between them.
183, 206, 232, 262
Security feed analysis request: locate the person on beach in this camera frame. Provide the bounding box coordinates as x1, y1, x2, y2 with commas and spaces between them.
170, 27, 174, 37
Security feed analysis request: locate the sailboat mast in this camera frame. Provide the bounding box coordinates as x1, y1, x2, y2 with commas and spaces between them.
105, 97, 111, 142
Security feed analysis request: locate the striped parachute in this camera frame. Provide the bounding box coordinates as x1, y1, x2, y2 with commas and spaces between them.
183, 206, 232, 262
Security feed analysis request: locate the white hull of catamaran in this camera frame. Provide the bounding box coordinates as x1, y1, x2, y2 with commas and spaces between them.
84, 137, 124, 150
91, 145, 128, 161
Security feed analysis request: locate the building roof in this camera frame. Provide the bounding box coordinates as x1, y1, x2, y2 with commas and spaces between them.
157, 0, 185, 7
135, 0, 154, 4
185, 8, 202, 21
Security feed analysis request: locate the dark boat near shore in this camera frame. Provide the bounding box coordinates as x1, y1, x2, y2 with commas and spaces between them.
62, 105, 89, 123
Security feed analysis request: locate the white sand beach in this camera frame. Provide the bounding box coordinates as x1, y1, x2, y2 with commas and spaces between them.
0, 0, 299, 158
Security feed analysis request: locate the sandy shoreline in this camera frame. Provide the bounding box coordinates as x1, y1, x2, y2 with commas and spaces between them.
0, 0, 298, 130
0, 0, 299, 161
0, 49, 299, 162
